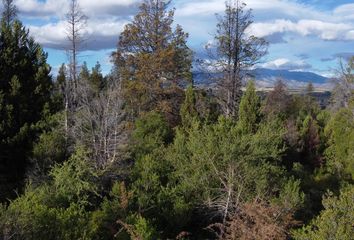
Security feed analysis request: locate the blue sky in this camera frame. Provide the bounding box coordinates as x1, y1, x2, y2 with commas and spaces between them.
5, 0, 354, 77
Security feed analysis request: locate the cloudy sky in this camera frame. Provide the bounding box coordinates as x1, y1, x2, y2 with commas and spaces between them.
6, 0, 354, 76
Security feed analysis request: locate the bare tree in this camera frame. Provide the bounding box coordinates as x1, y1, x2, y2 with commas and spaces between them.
63, 0, 88, 136
330, 57, 354, 111
1, 0, 17, 26
204, 0, 267, 118
72, 77, 128, 169
66, 0, 87, 89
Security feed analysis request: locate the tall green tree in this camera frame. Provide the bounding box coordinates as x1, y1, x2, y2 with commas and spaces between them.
90, 61, 105, 92
114, 0, 193, 118
0, 0, 52, 199
180, 84, 198, 129
237, 80, 261, 134
324, 103, 354, 181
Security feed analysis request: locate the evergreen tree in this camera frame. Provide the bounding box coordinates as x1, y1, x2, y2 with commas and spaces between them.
114, 0, 193, 117
205, 0, 267, 118
90, 61, 104, 92
0, 1, 53, 199
300, 115, 321, 168
263, 79, 291, 119
52, 64, 66, 109
324, 103, 354, 180
79, 61, 90, 81
305, 82, 314, 95
1, 0, 17, 26
293, 186, 354, 240
237, 80, 261, 134
180, 84, 198, 129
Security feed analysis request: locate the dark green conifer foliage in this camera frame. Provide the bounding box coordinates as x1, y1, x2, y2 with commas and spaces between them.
52, 63, 66, 109
0, 0, 52, 199
300, 115, 321, 168
79, 61, 90, 81
180, 84, 198, 129
237, 80, 261, 134
90, 61, 105, 92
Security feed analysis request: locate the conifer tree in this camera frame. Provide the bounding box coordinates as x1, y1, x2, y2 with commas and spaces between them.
263, 79, 291, 118
1, 0, 17, 26
180, 85, 198, 129
0, 0, 52, 199
237, 80, 261, 134
206, 0, 267, 118
90, 61, 104, 92
79, 61, 90, 81
301, 115, 321, 168
114, 0, 193, 117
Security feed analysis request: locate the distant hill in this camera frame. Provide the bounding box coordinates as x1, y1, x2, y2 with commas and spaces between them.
193, 68, 331, 90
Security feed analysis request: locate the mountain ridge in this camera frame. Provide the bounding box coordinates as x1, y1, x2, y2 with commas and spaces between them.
193, 68, 331, 89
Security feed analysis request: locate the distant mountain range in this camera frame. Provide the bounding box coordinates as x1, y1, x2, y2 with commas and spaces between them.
193, 68, 332, 90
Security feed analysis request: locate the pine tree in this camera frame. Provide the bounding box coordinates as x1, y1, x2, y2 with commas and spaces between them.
263, 79, 291, 119
1, 0, 17, 26
53, 64, 66, 109
205, 0, 267, 118
0, 1, 52, 199
90, 61, 104, 92
79, 61, 90, 81
237, 80, 261, 134
180, 85, 198, 129
114, 0, 193, 117
301, 115, 321, 168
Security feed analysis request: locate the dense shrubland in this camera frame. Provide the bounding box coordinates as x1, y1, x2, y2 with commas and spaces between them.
0, 0, 353, 239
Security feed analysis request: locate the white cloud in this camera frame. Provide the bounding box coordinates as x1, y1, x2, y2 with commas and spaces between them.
334, 3, 354, 20
29, 18, 128, 50
249, 19, 354, 41
260, 58, 312, 71
5, 0, 354, 73
15, 0, 68, 17
15, 0, 139, 18
17, 0, 137, 50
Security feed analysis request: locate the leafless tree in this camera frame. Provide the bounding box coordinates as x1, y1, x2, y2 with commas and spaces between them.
204, 162, 245, 227
330, 57, 354, 111
203, 0, 267, 119
63, 0, 88, 137
66, 0, 87, 90
72, 77, 128, 169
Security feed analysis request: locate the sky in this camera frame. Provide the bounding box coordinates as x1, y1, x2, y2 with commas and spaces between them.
4, 0, 354, 77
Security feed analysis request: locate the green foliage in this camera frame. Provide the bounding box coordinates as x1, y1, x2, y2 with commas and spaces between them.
30, 112, 67, 181
324, 106, 354, 180
180, 84, 198, 129
89, 182, 131, 239
131, 115, 288, 236
50, 147, 99, 205
275, 178, 305, 213
1, 147, 98, 239
0, 1, 352, 239
0, 15, 53, 199
132, 111, 172, 159
79, 62, 90, 81
90, 61, 105, 92
300, 115, 321, 168
114, 0, 192, 115
123, 214, 158, 240
293, 185, 354, 240
52, 63, 66, 108
237, 80, 261, 134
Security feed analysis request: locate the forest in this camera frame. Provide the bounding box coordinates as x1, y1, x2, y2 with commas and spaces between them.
0, 0, 353, 239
